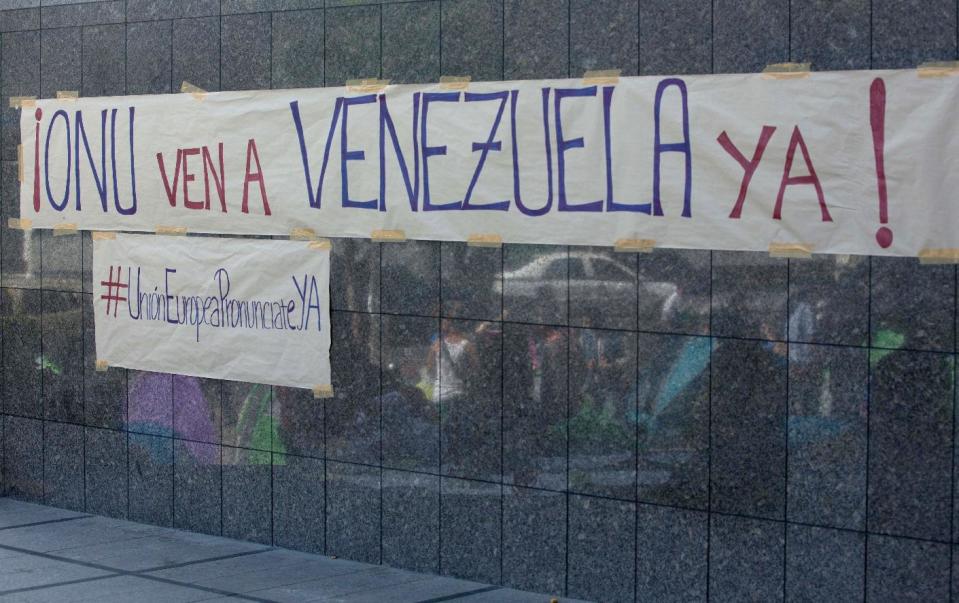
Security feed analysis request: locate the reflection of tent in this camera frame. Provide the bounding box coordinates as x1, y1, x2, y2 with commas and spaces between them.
232, 383, 282, 464
128, 373, 216, 464
635, 338, 710, 432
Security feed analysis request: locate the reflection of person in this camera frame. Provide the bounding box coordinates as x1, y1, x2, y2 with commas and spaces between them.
128, 372, 216, 464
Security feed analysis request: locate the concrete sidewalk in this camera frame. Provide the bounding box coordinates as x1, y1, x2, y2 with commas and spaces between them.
0, 498, 584, 602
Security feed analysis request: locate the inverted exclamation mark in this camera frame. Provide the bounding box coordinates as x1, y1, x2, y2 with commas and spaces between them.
33, 107, 42, 212
870, 78, 893, 248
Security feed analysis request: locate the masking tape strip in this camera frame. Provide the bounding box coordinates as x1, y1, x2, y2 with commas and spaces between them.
467, 233, 502, 248
614, 238, 656, 253
9, 96, 36, 109
761, 62, 811, 80
92, 231, 116, 241
156, 225, 187, 236
918, 61, 959, 78
180, 81, 207, 100
56, 90, 78, 100
769, 242, 813, 258
308, 239, 332, 250
290, 227, 317, 241
95, 359, 109, 372
313, 384, 334, 399
439, 75, 470, 90
583, 69, 621, 85
53, 223, 78, 236
8, 218, 32, 230
918, 248, 959, 264
371, 229, 406, 242
17, 144, 23, 183
346, 78, 390, 92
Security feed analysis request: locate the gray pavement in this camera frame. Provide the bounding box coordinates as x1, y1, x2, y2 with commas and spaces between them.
0, 498, 584, 602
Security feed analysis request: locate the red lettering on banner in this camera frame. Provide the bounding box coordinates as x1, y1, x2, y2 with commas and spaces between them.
242, 138, 270, 216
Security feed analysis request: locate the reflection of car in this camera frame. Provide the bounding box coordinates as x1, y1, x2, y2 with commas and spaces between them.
496, 252, 680, 322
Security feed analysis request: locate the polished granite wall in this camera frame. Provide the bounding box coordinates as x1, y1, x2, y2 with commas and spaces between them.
0, 0, 958, 601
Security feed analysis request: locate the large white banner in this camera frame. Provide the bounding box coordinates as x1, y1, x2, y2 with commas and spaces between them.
93, 234, 331, 391
19, 69, 959, 256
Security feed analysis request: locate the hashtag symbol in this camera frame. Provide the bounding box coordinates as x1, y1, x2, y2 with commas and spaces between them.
100, 265, 127, 317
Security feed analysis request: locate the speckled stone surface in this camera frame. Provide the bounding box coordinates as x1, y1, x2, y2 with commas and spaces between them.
640, 0, 712, 75
788, 254, 869, 346
173, 439, 222, 536
2, 416, 44, 502
637, 249, 711, 336
710, 514, 785, 601
1, 163, 42, 289
871, 0, 958, 69
570, 0, 638, 76
84, 427, 128, 519
441, 0, 503, 82
43, 421, 84, 511
441, 242, 502, 322
326, 460, 380, 564
41, 290, 83, 424
327, 311, 380, 465
172, 17, 220, 93
501, 486, 565, 595
126, 0, 219, 22
128, 432, 173, 527
382, 469, 439, 574
786, 524, 864, 601
222, 13, 272, 91
2, 287, 42, 418
439, 476, 500, 584
382, 240, 440, 316
636, 504, 707, 602
274, 385, 324, 459
504, 0, 568, 80
272, 452, 324, 554
569, 247, 637, 331
791, 0, 871, 70
41, 230, 82, 293
503, 244, 568, 326
325, 4, 380, 85
1, 31, 39, 162
83, 296, 127, 430
222, 446, 272, 545
272, 8, 325, 89
712, 251, 788, 340
866, 535, 951, 601
41, 0, 123, 28
382, 0, 440, 85
871, 257, 955, 352
714, 0, 788, 73
126, 20, 172, 95
567, 494, 635, 603
331, 238, 380, 313
81, 25, 125, 97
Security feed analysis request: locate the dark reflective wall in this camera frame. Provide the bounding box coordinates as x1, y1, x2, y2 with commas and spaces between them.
1, 1, 958, 601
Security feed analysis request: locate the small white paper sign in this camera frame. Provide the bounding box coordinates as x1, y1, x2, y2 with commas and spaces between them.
93, 233, 331, 390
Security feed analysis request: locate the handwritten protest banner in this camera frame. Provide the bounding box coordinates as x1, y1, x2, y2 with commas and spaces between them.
93, 233, 331, 391
19, 69, 959, 256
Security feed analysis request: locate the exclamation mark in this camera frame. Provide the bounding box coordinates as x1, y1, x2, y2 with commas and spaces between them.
33, 108, 42, 213
870, 78, 893, 248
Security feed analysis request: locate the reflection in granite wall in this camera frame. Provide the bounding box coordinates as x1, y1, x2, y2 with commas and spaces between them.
0, 1, 958, 601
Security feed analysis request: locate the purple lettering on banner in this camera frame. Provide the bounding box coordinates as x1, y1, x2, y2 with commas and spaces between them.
421, 91, 461, 211
651, 78, 692, 217
512, 88, 554, 217
603, 85, 651, 213
111, 107, 138, 216
555, 86, 602, 212
462, 90, 510, 211
164, 267, 177, 325
341, 94, 378, 209
44, 109, 71, 211
74, 109, 108, 212
290, 98, 343, 209
379, 93, 421, 212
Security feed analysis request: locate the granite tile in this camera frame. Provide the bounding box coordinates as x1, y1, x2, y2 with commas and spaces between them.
504, 0, 568, 80
221, 381, 272, 451
712, 251, 788, 340
271, 8, 324, 90
568, 328, 636, 500
127, 371, 172, 437
84, 426, 127, 519
126, 20, 172, 95
382, 469, 439, 574
2, 287, 42, 418
382, 240, 440, 316
710, 514, 784, 601
0, 7, 39, 32
791, 0, 870, 71
327, 311, 380, 465
636, 333, 709, 509
81, 24, 125, 97
272, 453, 324, 554
221, 13, 271, 91
788, 254, 869, 346
786, 524, 864, 602
866, 535, 950, 602
83, 294, 126, 429
382, 0, 439, 84
128, 433, 172, 527
0, 0, 35, 7
173, 17, 220, 93
872, 0, 958, 69
567, 494, 635, 603
640, 0, 712, 75
327, 460, 380, 564
381, 314, 439, 473
501, 486, 565, 595
710, 338, 787, 519
126, 0, 218, 22
173, 439, 221, 535
871, 257, 955, 352
330, 238, 379, 313
569, 247, 636, 331
173, 375, 220, 445
441, 0, 503, 81
2, 416, 43, 501
441, 242, 501, 322
41, 0, 123, 28
503, 244, 567, 325
440, 318, 501, 482
224, 0, 323, 13
788, 344, 867, 530
569, 0, 638, 76
868, 350, 953, 541
2, 30, 40, 164
713, 0, 788, 74
274, 385, 323, 459
502, 323, 566, 491
41, 290, 83, 423
0, 416, 3, 494
1, 162, 42, 288
440, 476, 500, 584
40, 26, 81, 106
636, 504, 707, 602
222, 446, 271, 545
41, 232, 82, 293
326, 4, 380, 85
43, 421, 84, 511
82, 231, 93, 293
